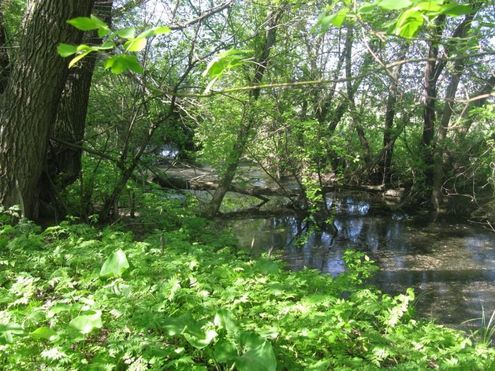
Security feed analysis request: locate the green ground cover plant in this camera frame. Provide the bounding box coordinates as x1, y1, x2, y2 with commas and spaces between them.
0, 200, 494, 370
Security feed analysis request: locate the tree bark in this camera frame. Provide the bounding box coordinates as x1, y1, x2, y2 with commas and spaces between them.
0, 0, 93, 219
431, 12, 477, 212
0, 10, 10, 94
379, 42, 408, 187
43, 0, 113, 216
421, 15, 446, 191
204, 8, 283, 217
344, 26, 371, 168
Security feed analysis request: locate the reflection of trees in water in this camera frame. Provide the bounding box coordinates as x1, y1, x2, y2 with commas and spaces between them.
229, 212, 495, 327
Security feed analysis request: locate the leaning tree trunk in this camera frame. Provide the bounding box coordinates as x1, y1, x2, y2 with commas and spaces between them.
43, 0, 113, 217
0, 0, 93, 219
204, 8, 283, 217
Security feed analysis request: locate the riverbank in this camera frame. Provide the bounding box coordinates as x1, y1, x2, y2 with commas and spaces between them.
1, 195, 494, 369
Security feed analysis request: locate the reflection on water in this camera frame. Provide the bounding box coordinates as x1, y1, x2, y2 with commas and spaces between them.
228, 199, 495, 328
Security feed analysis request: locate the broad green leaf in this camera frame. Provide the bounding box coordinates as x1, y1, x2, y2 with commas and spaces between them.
359, 2, 376, 14
416, 2, 442, 12
183, 329, 217, 349
313, 14, 333, 33
330, 8, 349, 27
100, 249, 130, 277
378, 0, 412, 10
69, 311, 102, 334
97, 26, 111, 38
125, 37, 147, 52
117, 27, 136, 39
30, 326, 56, 340
57, 43, 77, 57
214, 340, 237, 363
396, 18, 423, 38
214, 310, 239, 336
104, 55, 144, 74
441, 4, 472, 16
395, 8, 424, 38
67, 15, 107, 31
236, 341, 276, 371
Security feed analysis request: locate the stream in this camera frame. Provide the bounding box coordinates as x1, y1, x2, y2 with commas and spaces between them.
225, 197, 495, 330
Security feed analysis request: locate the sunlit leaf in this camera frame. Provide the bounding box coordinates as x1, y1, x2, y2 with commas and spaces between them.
378, 0, 412, 10
236, 341, 276, 371
57, 43, 77, 58
125, 37, 147, 52
100, 249, 130, 277
330, 8, 349, 27
183, 329, 217, 349
441, 4, 472, 16
69, 311, 103, 334
30, 327, 56, 340
117, 27, 136, 39
67, 15, 107, 31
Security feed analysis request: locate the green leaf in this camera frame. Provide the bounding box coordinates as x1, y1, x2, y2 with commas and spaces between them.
100, 249, 130, 277
359, 3, 376, 14
30, 327, 56, 340
203, 49, 252, 78
125, 37, 147, 52
416, 2, 442, 12
183, 329, 218, 349
117, 27, 136, 39
97, 26, 111, 38
69, 311, 103, 334
395, 8, 424, 38
214, 310, 239, 336
153, 26, 171, 35
330, 8, 349, 27
67, 15, 107, 31
236, 341, 276, 371
214, 340, 238, 363
137, 26, 172, 39
378, 0, 412, 10
68, 50, 93, 68
441, 4, 472, 16
57, 43, 77, 58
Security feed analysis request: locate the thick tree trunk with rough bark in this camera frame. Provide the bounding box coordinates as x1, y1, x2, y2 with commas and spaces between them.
204, 8, 283, 217
43, 0, 113, 216
0, 10, 10, 94
0, 0, 93, 219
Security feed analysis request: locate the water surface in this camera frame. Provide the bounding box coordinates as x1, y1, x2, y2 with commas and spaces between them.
227, 198, 495, 329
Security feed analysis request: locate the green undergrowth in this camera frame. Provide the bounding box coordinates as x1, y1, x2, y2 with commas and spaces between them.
0, 204, 494, 370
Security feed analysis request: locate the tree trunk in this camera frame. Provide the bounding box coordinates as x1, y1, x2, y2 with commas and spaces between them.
0, 10, 10, 94
421, 16, 446, 192
344, 26, 371, 169
379, 43, 408, 187
43, 0, 113, 217
0, 0, 93, 219
204, 8, 283, 217
431, 12, 477, 212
